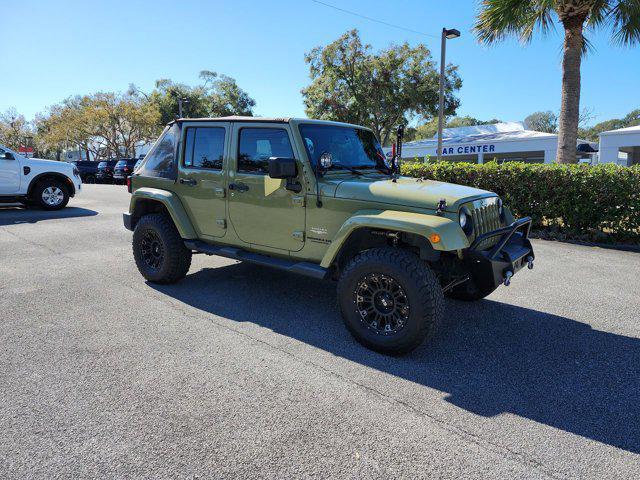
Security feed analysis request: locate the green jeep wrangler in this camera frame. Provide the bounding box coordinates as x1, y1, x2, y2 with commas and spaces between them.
124, 117, 534, 355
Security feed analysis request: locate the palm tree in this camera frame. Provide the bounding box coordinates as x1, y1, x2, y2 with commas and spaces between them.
475, 1, 640, 163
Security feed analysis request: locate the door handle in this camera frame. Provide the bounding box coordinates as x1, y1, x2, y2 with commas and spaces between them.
179, 178, 197, 186
228, 182, 249, 192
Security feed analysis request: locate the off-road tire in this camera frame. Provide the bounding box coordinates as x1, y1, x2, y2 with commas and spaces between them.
132, 213, 192, 284
33, 179, 69, 210
337, 247, 444, 355
445, 277, 497, 301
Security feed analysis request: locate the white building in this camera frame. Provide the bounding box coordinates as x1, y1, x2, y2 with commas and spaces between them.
598, 125, 640, 166
390, 122, 597, 164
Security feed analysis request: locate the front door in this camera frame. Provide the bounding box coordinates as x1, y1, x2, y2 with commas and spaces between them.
228, 123, 306, 252
175, 122, 229, 239
0, 148, 21, 194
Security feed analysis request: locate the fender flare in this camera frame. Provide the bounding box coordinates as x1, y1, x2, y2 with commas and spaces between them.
320, 209, 470, 268
129, 187, 197, 239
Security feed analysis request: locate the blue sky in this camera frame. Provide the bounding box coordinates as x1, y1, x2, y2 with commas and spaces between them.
1, 0, 638, 125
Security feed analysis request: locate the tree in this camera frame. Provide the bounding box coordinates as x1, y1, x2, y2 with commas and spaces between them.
524, 111, 558, 133
579, 107, 640, 140
446, 116, 501, 129
475, 1, 640, 163
0, 108, 32, 151
40, 92, 161, 160
302, 29, 462, 146
137, 70, 256, 126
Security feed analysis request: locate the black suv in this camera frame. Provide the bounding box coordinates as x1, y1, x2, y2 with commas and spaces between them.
96, 160, 118, 183
113, 158, 138, 184
72, 160, 100, 183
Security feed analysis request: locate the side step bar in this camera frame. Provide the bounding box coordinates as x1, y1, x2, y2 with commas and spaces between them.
184, 240, 328, 280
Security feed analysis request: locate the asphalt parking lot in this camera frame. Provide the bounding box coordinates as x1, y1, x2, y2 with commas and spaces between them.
1, 185, 639, 479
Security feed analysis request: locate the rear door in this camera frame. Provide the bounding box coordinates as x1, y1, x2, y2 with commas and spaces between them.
0, 147, 21, 194
227, 123, 306, 252
174, 121, 230, 239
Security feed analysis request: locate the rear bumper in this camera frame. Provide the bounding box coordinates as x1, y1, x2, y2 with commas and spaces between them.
123, 212, 133, 231
462, 217, 534, 289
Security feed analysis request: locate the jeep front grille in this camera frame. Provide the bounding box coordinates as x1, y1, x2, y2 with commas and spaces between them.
466, 198, 503, 249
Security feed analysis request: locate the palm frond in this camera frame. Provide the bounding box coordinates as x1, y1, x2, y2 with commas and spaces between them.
474, 0, 554, 45
610, 0, 640, 45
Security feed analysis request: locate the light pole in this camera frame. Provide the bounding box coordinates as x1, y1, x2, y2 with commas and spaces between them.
437, 27, 460, 162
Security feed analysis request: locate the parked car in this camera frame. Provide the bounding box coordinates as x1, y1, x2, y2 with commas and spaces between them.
96, 160, 118, 183
0, 143, 82, 210
124, 117, 535, 355
113, 158, 138, 184
72, 160, 100, 183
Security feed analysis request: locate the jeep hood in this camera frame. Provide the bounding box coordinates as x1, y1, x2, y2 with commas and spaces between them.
332, 176, 495, 212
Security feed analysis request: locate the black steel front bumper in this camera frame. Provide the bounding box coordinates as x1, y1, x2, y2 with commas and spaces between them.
462, 217, 534, 289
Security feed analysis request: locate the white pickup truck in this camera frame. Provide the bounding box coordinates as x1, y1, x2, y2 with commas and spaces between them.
0, 143, 82, 210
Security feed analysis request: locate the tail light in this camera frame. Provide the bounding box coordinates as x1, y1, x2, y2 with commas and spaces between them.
126, 176, 132, 193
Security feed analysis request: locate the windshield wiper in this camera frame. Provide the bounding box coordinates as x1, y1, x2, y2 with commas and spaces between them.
327, 164, 363, 175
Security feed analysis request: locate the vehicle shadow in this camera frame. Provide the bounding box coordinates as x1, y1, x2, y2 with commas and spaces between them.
0, 206, 98, 226
149, 262, 640, 453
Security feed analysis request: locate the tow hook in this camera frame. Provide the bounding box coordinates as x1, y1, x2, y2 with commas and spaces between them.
503, 270, 513, 286
526, 256, 534, 270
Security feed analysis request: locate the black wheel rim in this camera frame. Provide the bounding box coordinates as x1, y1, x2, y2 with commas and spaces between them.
355, 273, 410, 335
140, 230, 164, 269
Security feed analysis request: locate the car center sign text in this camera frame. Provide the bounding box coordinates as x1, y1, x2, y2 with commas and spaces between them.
439, 144, 496, 155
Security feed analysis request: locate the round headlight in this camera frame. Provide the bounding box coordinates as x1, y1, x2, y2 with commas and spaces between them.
459, 211, 467, 229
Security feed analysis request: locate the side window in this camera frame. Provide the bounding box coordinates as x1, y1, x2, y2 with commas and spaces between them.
137, 124, 179, 179
238, 128, 293, 174
184, 127, 225, 170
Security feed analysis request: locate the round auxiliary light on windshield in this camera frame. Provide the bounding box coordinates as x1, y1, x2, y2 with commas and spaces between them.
319, 152, 333, 169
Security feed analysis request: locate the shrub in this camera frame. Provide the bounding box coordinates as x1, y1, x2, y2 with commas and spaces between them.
401, 161, 640, 243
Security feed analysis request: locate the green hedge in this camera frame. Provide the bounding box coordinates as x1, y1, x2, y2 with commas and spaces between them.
401, 161, 640, 243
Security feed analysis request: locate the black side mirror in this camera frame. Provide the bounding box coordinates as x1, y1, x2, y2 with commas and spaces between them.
2, 152, 15, 160
268, 157, 297, 179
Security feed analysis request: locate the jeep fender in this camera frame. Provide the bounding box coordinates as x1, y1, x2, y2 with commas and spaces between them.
129, 188, 197, 239
320, 210, 469, 268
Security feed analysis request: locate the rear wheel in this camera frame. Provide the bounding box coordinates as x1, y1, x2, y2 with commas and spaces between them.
132, 213, 192, 284
337, 248, 444, 355
33, 179, 69, 210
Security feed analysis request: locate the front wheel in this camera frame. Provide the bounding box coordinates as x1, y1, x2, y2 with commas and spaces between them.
132, 213, 192, 284
337, 248, 444, 356
34, 179, 69, 210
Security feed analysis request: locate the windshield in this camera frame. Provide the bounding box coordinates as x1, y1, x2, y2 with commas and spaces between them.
298, 124, 388, 171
